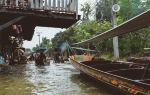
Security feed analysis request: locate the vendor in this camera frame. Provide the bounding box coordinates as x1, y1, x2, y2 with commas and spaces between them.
0, 54, 5, 65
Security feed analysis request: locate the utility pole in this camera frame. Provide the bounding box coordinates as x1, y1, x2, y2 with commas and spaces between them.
37, 32, 41, 47
112, 0, 120, 60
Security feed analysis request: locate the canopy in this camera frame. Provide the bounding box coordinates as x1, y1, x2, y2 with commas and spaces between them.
73, 9, 150, 45
72, 47, 97, 52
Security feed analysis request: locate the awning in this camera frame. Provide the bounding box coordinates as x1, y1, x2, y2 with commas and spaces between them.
72, 47, 97, 52
73, 9, 150, 45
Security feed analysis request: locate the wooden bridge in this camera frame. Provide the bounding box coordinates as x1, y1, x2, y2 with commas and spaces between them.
0, 0, 80, 41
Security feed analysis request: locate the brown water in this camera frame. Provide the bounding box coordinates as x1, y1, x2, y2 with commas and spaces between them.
0, 62, 124, 95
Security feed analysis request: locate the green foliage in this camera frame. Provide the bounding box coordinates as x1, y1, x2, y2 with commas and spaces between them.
81, 2, 92, 21
51, 20, 112, 54
51, 1, 150, 59
74, 21, 111, 42
118, 0, 132, 20
40, 37, 52, 48
96, 0, 112, 21
119, 28, 150, 57
51, 28, 77, 48
32, 37, 52, 52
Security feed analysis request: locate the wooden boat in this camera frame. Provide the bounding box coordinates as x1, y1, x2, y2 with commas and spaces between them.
68, 9, 150, 95
127, 57, 150, 65
69, 56, 150, 95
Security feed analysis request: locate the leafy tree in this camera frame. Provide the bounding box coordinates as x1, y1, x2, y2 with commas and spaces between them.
32, 37, 52, 51
40, 37, 52, 49
51, 28, 77, 48
51, 1, 150, 59
81, 2, 92, 21
96, 0, 112, 22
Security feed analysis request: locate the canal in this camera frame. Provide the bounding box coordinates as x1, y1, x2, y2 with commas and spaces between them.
0, 62, 124, 95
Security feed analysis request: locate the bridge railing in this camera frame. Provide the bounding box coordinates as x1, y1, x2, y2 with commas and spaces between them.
0, 0, 78, 14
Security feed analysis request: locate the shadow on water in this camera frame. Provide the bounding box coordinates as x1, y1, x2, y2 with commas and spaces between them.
70, 73, 126, 95
0, 64, 34, 95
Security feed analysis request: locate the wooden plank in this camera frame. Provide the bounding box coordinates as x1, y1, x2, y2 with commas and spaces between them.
0, 16, 25, 32
73, 9, 150, 45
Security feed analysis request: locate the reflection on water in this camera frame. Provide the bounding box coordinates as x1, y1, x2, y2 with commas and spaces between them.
0, 62, 124, 95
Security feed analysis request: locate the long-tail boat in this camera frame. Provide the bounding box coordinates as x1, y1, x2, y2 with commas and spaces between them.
69, 9, 150, 95
70, 56, 150, 95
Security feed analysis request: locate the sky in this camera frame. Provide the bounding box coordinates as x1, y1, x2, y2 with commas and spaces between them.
23, 0, 96, 49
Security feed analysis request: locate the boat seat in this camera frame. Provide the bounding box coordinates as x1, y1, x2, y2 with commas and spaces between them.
110, 68, 150, 80
91, 63, 138, 72
139, 79, 150, 84
82, 60, 112, 66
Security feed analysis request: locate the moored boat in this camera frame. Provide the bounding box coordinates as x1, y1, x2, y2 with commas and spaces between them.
68, 9, 150, 95
69, 56, 150, 95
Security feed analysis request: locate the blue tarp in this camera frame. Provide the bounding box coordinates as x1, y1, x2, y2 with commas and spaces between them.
0, 56, 5, 64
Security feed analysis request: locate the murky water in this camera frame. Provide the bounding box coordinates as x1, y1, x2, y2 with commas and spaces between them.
0, 61, 124, 95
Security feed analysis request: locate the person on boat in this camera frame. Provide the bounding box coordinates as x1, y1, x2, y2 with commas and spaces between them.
29, 54, 34, 61
53, 48, 61, 63
36, 52, 46, 65
0, 54, 5, 65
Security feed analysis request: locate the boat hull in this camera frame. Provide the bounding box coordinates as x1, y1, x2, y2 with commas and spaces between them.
69, 58, 150, 95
